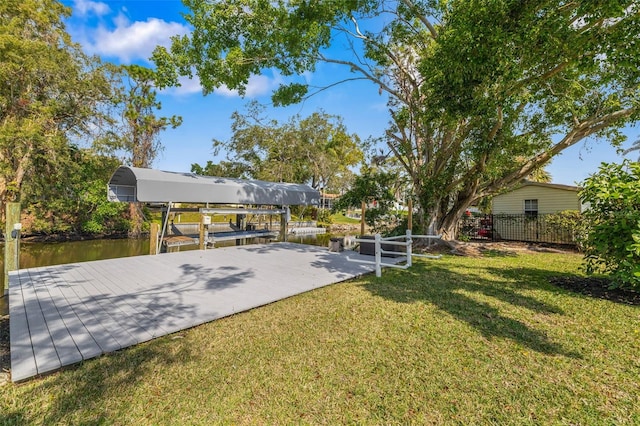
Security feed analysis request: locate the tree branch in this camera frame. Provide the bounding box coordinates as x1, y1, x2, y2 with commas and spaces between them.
482, 106, 637, 195
399, 0, 439, 39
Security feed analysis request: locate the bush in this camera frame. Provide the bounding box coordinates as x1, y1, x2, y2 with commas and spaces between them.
544, 210, 585, 247
316, 208, 333, 226
579, 161, 640, 289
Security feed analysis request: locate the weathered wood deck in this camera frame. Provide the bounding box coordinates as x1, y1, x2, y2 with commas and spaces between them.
9, 242, 392, 382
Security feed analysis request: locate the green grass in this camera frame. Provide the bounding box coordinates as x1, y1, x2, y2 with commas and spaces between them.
2, 252, 639, 424
330, 212, 361, 224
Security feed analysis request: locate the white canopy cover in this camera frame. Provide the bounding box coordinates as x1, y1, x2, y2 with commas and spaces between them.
107, 166, 320, 206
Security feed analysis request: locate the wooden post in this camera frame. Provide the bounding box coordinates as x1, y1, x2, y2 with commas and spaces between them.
199, 216, 206, 250
406, 229, 412, 267
407, 198, 413, 231
4, 202, 21, 295
149, 223, 159, 255
360, 200, 366, 236
279, 206, 288, 242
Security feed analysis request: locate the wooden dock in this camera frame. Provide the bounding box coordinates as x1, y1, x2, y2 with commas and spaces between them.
9, 242, 392, 382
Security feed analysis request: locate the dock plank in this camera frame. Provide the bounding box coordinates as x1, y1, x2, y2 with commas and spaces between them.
49, 265, 122, 355
18, 269, 61, 376
41, 268, 103, 361
71, 263, 157, 345
29, 267, 83, 369
9, 242, 398, 382
61, 266, 139, 350
84, 260, 172, 338
9, 271, 38, 382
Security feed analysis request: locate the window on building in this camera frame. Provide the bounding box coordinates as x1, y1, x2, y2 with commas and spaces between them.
524, 199, 538, 217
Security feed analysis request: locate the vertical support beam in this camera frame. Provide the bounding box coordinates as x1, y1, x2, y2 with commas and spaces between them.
157, 202, 172, 255
407, 198, 413, 231
360, 200, 366, 236
406, 229, 412, 268
279, 206, 289, 242
149, 223, 159, 255
199, 216, 205, 250
4, 202, 21, 295
374, 233, 382, 278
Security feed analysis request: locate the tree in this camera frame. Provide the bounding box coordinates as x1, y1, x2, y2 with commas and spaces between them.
95, 64, 182, 236
191, 160, 248, 178
100, 65, 182, 168
332, 166, 398, 233
0, 0, 116, 223
623, 137, 640, 160
22, 148, 128, 235
212, 102, 364, 188
154, 0, 640, 239
579, 161, 640, 289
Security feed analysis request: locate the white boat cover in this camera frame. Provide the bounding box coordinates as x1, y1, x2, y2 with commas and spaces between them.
107, 166, 320, 206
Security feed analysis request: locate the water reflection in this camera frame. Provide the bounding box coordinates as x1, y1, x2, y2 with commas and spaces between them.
0, 239, 149, 290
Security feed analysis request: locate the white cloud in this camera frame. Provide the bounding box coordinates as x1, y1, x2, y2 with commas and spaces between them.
301, 71, 314, 84
161, 73, 285, 99
86, 15, 189, 63
160, 75, 203, 96
215, 72, 283, 98
73, 0, 110, 17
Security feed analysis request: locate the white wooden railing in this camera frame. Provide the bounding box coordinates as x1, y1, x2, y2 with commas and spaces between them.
349, 230, 442, 277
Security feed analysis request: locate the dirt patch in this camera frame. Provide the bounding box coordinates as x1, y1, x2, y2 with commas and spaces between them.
549, 276, 640, 306
415, 240, 576, 258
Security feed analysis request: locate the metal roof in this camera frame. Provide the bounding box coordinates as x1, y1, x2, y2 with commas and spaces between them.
107, 166, 320, 205
517, 180, 580, 192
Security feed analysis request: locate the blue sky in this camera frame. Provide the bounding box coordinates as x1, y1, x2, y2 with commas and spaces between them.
61, 0, 638, 186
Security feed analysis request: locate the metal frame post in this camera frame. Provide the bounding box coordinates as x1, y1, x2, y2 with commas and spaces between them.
157, 202, 172, 254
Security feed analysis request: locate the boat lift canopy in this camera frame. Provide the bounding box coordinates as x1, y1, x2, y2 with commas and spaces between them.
107, 166, 320, 206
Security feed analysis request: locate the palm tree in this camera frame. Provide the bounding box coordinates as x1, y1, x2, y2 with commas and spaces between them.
624, 138, 640, 160
527, 167, 552, 183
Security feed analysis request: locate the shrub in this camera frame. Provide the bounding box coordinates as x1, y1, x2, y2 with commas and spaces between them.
544, 210, 585, 247
579, 161, 640, 289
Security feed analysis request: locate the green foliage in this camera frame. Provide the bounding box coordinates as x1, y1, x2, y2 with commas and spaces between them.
0, 0, 117, 222
155, 0, 640, 240
579, 161, 640, 289
191, 160, 249, 178
544, 210, 585, 247
96, 65, 182, 168
213, 102, 363, 188
316, 208, 333, 226
23, 148, 129, 235
332, 168, 397, 232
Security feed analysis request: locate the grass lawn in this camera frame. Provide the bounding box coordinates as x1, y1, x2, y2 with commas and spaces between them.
1, 251, 638, 424
330, 212, 361, 224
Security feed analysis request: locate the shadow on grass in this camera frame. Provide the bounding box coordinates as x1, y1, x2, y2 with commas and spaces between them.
1, 334, 198, 425
361, 261, 582, 359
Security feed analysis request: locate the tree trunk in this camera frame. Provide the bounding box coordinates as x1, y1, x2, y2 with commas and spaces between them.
128, 202, 144, 237
415, 184, 478, 241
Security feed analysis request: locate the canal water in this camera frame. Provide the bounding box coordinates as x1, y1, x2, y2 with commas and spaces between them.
0, 233, 335, 294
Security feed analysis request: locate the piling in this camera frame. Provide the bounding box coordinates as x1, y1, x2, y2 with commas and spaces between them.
3, 202, 21, 295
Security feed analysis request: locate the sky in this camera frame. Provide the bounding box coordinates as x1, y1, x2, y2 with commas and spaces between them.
61, 0, 638, 187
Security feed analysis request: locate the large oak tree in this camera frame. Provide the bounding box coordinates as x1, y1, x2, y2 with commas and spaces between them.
154, 0, 640, 238
206, 102, 363, 190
